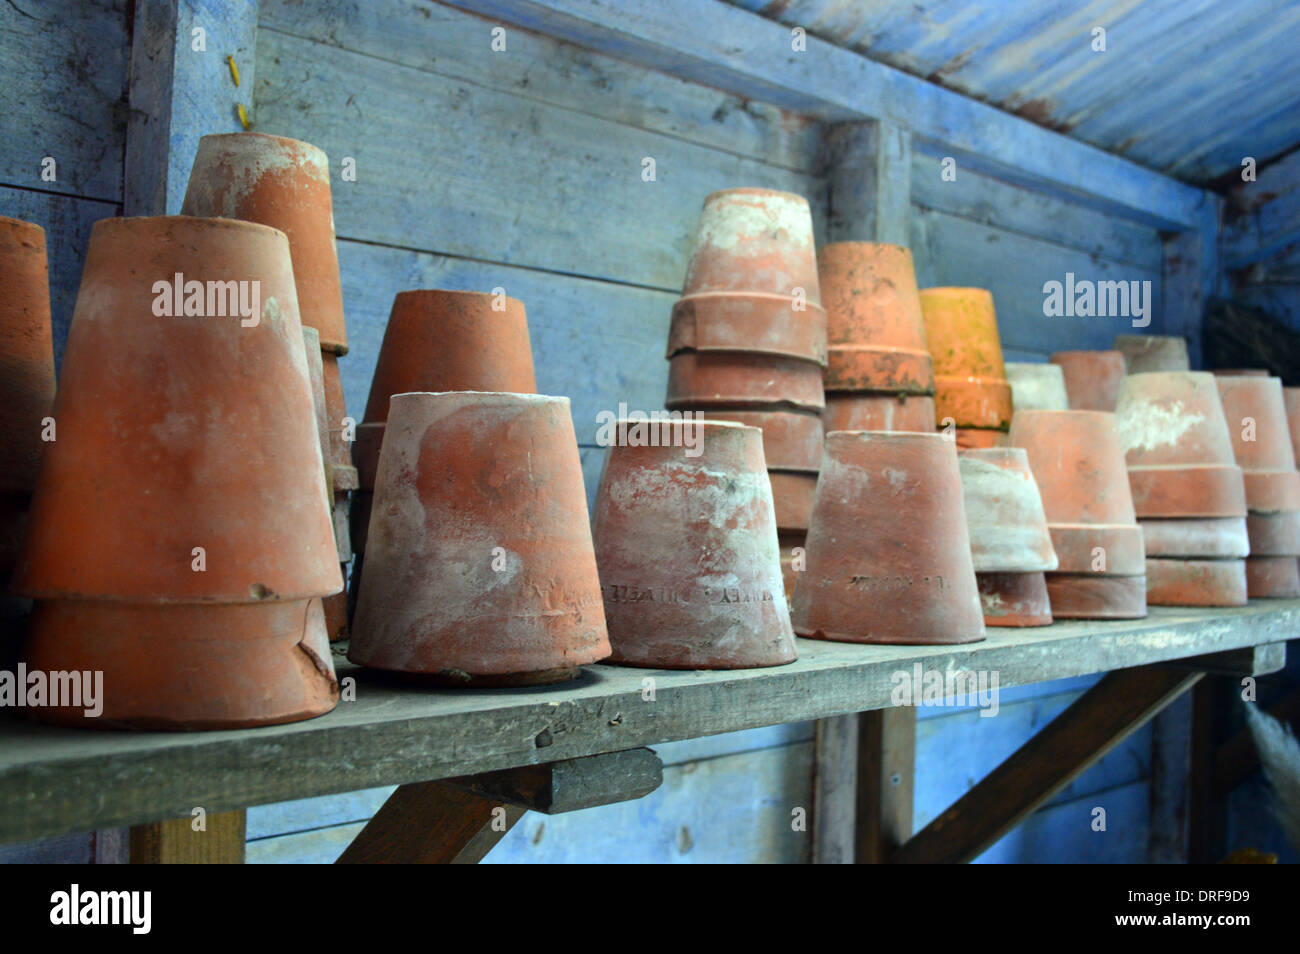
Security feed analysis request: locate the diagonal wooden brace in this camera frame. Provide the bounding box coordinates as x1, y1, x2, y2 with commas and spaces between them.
337, 748, 662, 864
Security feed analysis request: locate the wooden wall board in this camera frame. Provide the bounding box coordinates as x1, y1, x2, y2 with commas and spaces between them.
258, 0, 821, 173
0, 0, 129, 202
910, 207, 1164, 353
973, 779, 1150, 864
254, 29, 823, 293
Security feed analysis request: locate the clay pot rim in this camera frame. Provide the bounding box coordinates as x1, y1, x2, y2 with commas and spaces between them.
824, 429, 952, 445
389, 390, 565, 408
675, 290, 827, 311
701, 186, 811, 207
957, 446, 1030, 464
197, 129, 328, 163
393, 288, 524, 309
0, 215, 45, 234
607, 417, 756, 435
93, 214, 289, 244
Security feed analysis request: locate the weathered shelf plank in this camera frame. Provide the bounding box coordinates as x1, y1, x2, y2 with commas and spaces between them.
0, 602, 1294, 844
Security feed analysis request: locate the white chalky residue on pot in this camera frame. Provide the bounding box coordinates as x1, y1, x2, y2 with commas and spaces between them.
1117, 398, 1204, 453
185, 135, 330, 218
693, 193, 812, 253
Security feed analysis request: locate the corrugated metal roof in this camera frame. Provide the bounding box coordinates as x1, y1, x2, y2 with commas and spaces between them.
725, 0, 1300, 185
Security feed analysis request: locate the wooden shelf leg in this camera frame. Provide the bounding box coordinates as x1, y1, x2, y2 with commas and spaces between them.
856, 707, 916, 864
890, 665, 1203, 864
129, 809, 246, 864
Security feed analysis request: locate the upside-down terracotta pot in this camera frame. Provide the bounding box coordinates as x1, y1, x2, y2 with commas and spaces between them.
1008, 410, 1146, 619
920, 287, 1013, 430
1050, 350, 1126, 412
1246, 511, 1300, 556
1215, 375, 1300, 513
21, 597, 337, 729
322, 353, 358, 493
697, 409, 822, 472
666, 351, 824, 412
1245, 557, 1300, 598
681, 188, 819, 302
1005, 362, 1069, 412
667, 293, 827, 366
349, 392, 610, 684
1145, 559, 1247, 607
824, 393, 935, 433
1115, 372, 1248, 519
770, 470, 818, 532
954, 427, 1010, 450
1140, 518, 1249, 558
1114, 334, 1189, 374
593, 420, 796, 669
958, 448, 1058, 627
14, 216, 341, 603
301, 326, 331, 494
819, 242, 933, 394
0, 217, 56, 580
182, 132, 348, 353
792, 431, 985, 644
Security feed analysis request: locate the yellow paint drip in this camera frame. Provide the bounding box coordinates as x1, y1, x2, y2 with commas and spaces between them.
227, 55, 240, 87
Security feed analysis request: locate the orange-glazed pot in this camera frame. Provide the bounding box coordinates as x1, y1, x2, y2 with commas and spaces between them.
182, 132, 348, 353
1050, 350, 1126, 412
349, 392, 610, 684
818, 242, 932, 394
920, 287, 1012, 430
791, 431, 985, 645
592, 420, 797, 669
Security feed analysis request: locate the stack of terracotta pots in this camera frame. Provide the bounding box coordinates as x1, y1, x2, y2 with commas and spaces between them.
958, 448, 1058, 626
920, 288, 1013, 448
0, 217, 56, 591
13, 216, 342, 728
1005, 362, 1069, 412
1010, 410, 1147, 618
592, 420, 796, 669
1216, 374, 1300, 597
350, 290, 537, 611
792, 431, 985, 645
350, 392, 609, 685
1050, 350, 1127, 411
664, 188, 826, 598
1115, 372, 1248, 606
182, 131, 355, 641
1114, 334, 1189, 374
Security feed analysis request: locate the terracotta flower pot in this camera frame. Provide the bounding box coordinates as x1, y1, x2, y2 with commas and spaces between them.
1215, 375, 1300, 513
1044, 574, 1147, 620
977, 572, 1053, 627
791, 431, 985, 645
1115, 372, 1247, 518
920, 287, 1013, 430
592, 421, 797, 669
666, 293, 828, 366
322, 353, 358, 492
958, 447, 1057, 627
1145, 558, 1247, 607
0, 216, 56, 496
361, 290, 537, 427
21, 597, 337, 729
1008, 410, 1145, 576
697, 409, 822, 472
954, 427, 1010, 450
1246, 511, 1300, 556
1050, 350, 1126, 411
1114, 334, 1189, 374
1284, 387, 1300, 467
682, 188, 819, 302
824, 393, 934, 434
770, 470, 818, 532
13, 216, 341, 603
1139, 518, 1249, 558
1245, 557, 1300, 598
349, 392, 610, 683
666, 351, 824, 412
1005, 362, 1068, 412
958, 448, 1058, 573
181, 132, 348, 353
301, 327, 331, 490
818, 242, 933, 394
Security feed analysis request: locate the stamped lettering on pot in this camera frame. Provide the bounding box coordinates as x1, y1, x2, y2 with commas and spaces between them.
849, 574, 947, 591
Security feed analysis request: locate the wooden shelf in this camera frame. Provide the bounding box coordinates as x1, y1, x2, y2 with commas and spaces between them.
0, 601, 1295, 844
